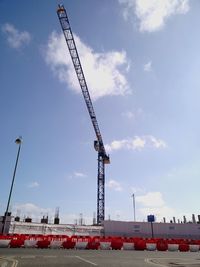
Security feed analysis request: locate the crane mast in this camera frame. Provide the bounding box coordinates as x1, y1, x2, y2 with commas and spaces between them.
57, 5, 110, 224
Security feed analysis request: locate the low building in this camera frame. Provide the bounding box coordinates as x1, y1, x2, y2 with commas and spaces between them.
103, 220, 200, 239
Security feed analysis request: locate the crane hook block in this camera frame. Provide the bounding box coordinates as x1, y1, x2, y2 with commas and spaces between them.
104, 155, 110, 164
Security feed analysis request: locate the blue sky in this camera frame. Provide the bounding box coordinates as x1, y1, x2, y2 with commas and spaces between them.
0, 0, 200, 224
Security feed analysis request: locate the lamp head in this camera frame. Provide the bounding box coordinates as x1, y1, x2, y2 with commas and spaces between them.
15, 137, 22, 144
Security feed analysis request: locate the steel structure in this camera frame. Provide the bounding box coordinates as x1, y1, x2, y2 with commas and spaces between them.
57, 5, 110, 224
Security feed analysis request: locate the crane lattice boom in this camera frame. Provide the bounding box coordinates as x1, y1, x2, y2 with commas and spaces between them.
57, 5, 110, 224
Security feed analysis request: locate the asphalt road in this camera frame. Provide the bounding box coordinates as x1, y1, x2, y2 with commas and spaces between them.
1, 248, 200, 267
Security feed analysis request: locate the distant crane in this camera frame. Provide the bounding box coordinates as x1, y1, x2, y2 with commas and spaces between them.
57, 5, 110, 224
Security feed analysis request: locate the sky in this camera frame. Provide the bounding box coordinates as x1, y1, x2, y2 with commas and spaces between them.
0, 0, 200, 225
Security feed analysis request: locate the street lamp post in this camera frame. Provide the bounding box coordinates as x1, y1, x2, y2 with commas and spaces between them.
1, 137, 22, 234
132, 193, 136, 222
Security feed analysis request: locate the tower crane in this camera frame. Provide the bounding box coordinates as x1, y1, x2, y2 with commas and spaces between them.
57, 5, 110, 224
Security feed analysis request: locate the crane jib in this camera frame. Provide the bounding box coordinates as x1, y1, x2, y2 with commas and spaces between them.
57, 5, 110, 224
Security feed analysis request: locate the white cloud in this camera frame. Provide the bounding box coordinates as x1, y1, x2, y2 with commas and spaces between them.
105, 135, 167, 153
119, 0, 190, 32
136, 191, 165, 207
45, 31, 130, 101
136, 191, 175, 221
74, 172, 87, 178
67, 171, 87, 180
106, 179, 123, 191
144, 61, 152, 72
28, 181, 39, 188
149, 135, 167, 148
2, 23, 31, 49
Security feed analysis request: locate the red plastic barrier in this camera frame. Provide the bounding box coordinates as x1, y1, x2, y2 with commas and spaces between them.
157, 240, 168, 251
37, 240, 50, 249
131, 237, 140, 243
62, 238, 76, 249
134, 239, 146, 251
179, 243, 189, 252
111, 239, 123, 250
87, 240, 100, 250
10, 238, 24, 248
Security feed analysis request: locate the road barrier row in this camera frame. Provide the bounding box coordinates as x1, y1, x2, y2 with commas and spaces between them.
0, 235, 200, 252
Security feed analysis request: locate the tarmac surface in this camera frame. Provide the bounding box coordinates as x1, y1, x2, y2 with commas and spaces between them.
1, 248, 200, 267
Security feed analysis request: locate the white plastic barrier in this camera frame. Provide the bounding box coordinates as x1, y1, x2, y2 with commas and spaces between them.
24, 240, 37, 248
0, 239, 10, 248
146, 243, 156, 251
168, 244, 179, 252
189, 245, 199, 252
100, 242, 111, 250
50, 240, 62, 249
75, 241, 88, 249
123, 242, 135, 250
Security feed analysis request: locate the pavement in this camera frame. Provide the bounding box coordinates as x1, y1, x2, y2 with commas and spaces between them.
1, 248, 200, 267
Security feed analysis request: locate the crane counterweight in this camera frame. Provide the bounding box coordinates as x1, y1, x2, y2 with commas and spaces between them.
57, 4, 110, 224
